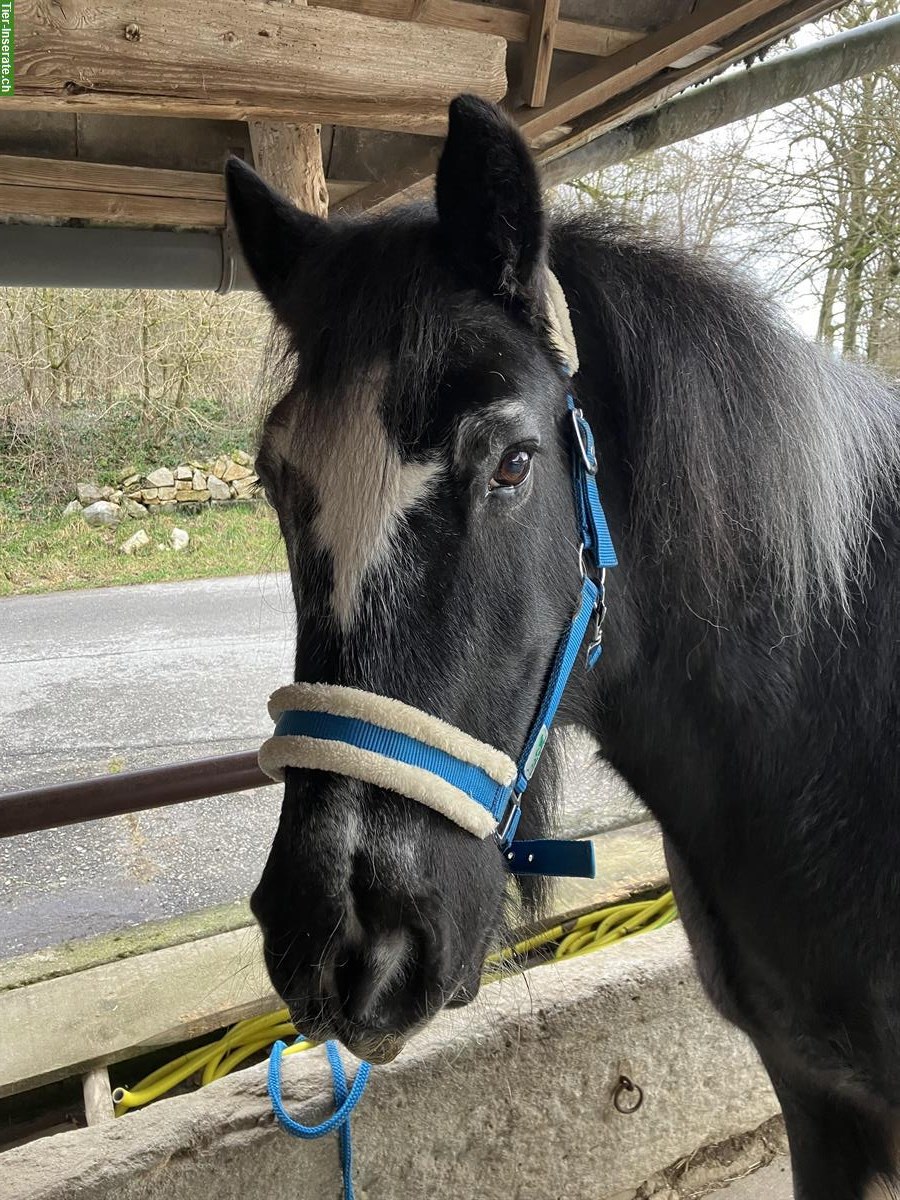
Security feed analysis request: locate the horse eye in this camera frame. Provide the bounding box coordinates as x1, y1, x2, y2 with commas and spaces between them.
490, 448, 532, 490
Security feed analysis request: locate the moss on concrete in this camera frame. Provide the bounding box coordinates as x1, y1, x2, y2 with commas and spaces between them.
0, 900, 253, 993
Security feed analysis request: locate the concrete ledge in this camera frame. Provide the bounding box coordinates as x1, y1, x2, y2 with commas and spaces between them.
1, 925, 778, 1200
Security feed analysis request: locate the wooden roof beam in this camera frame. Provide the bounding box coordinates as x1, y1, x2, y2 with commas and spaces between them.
540, 0, 843, 163
341, 0, 823, 215
0, 156, 363, 227
517, 0, 789, 142
0, 183, 224, 229
312, 0, 644, 57
9, 0, 506, 133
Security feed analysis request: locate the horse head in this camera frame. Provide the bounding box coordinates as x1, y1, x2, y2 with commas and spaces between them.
226, 98, 593, 1060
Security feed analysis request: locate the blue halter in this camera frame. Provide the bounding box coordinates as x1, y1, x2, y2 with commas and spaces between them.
492, 394, 617, 877
270, 388, 616, 879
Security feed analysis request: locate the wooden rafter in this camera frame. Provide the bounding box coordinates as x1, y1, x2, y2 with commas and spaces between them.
340, 0, 832, 216
540, 0, 844, 164
0, 184, 223, 229
312, 0, 643, 57
0, 157, 224, 201
339, 148, 442, 215
522, 0, 561, 108
9, 0, 506, 133
516, 0, 787, 142
541, 1, 900, 184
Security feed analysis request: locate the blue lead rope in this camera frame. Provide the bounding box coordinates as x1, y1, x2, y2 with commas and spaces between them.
268, 1038, 372, 1200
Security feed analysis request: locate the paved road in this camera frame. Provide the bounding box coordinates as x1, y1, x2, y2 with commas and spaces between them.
0, 574, 643, 961
0, 574, 296, 958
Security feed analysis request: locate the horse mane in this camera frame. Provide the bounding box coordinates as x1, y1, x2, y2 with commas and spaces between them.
549, 212, 900, 630
259, 202, 900, 631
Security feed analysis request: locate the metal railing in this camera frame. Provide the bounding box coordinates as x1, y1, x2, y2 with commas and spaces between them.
0, 752, 271, 839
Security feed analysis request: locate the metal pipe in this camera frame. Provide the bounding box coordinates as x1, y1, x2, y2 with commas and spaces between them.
0, 752, 271, 839
542, 12, 900, 188
0, 225, 254, 290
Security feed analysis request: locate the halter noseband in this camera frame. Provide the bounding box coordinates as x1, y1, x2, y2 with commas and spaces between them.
258, 278, 617, 878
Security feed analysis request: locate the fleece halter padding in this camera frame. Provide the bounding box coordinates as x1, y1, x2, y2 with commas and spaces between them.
260, 684, 516, 840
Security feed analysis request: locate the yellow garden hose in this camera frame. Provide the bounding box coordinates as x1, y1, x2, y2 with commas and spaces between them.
112, 888, 676, 1116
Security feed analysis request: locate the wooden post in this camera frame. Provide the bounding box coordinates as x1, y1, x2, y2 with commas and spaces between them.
522, 0, 560, 108
249, 121, 328, 217
247, 0, 328, 216
82, 1066, 115, 1125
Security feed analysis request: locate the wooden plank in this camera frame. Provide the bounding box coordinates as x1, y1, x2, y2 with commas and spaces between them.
0, 901, 254, 995
313, 0, 643, 57
0, 926, 277, 1099
0, 179, 373, 228
327, 180, 367, 204
10, 0, 506, 133
522, 0, 561, 108
340, 146, 442, 214
0, 156, 364, 217
0, 155, 224, 201
0, 184, 224, 227
517, 0, 786, 142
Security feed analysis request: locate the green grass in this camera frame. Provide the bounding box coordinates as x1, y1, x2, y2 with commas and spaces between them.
0, 503, 287, 597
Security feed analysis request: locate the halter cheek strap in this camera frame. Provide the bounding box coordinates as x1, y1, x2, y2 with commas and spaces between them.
258, 397, 616, 880
258, 275, 617, 879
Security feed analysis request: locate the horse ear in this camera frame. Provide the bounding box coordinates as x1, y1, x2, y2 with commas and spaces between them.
225, 156, 327, 318
436, 95, 545, 304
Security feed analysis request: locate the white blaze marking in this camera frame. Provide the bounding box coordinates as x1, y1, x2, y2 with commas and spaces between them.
293, 369, 440, 628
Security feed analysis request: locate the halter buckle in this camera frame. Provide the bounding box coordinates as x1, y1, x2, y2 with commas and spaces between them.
495, 794, 522, 852
571, 406, 598, 475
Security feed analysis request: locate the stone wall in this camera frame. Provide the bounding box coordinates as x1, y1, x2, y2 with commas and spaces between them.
64, 452, 261, 527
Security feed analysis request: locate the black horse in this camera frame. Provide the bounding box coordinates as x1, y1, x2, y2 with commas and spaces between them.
226, 97, 900, 1199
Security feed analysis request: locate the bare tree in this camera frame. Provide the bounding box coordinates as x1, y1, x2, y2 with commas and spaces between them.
562, 0, 900, 370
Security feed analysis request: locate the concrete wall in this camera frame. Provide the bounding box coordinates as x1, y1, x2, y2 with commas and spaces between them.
2, 926, 779, 1200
